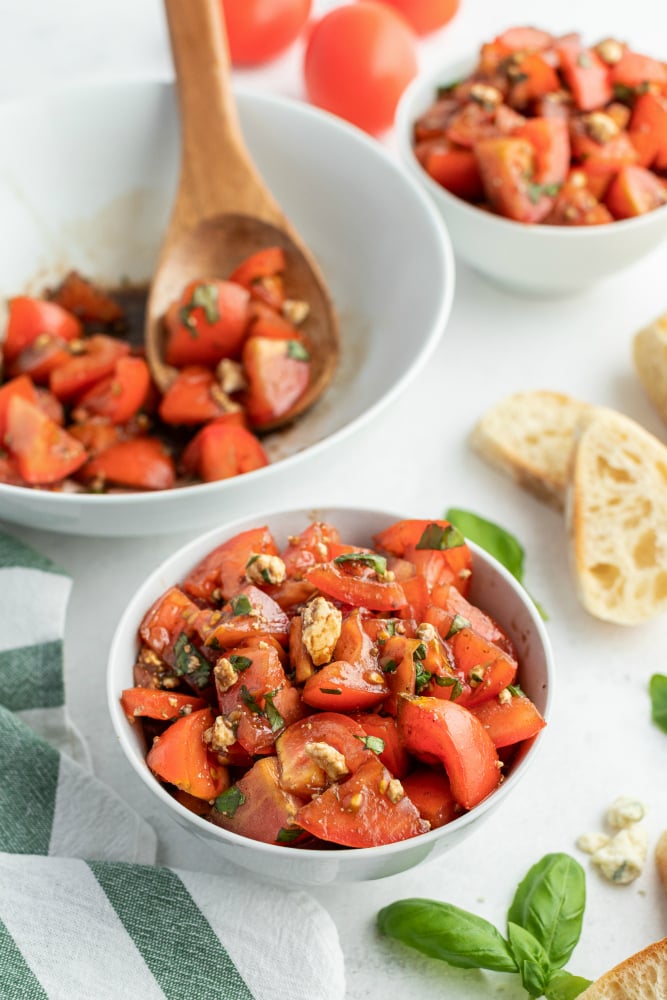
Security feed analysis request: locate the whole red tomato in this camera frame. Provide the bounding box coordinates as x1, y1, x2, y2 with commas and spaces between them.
375, 0, 460, 35
221, 0, 312, 67
303, 2, 418, 135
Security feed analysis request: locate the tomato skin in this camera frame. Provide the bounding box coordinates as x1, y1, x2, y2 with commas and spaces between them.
276, 713, 372, 797
164, 279, 250, 368
147, 707, 228, 800
4, 297, 82, 364
401, 767, 459, 828
374, 0, 459, 36
5, 395, 87, 485
183, 525, 279, 603
469, 695, 546, 749
120, 687, 206, 722
397, 694, 501, 810
304, 2, 418, 135
78, 437, 176, 491
209, 756, 306, 845
296, 757, 429, 847
305, 561, 408, 611
221, 0, 312, 67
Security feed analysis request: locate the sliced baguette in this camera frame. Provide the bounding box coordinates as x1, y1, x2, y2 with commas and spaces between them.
566, 407, 667, 625
470, 390, 591, 510
633, 312, 667, 424
577, 937, 667, 999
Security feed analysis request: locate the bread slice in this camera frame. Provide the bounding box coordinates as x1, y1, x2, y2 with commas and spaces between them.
566, 408, 667, 624
577, 937, 667, 999
633, 312, 667, 424
470, 390, 591, 510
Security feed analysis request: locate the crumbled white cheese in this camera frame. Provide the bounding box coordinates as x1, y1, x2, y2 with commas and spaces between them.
204, 715, 237, 751
301, 597, 342, 666
606, 796, 647, 829
590, 825, 648, 885
576, 831, 611, 855
304, 741, 349, 781
213, 657, 238, 692
245, 553, 286, 586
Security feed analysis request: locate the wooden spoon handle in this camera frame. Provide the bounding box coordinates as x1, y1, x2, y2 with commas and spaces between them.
164, 0, 281, 228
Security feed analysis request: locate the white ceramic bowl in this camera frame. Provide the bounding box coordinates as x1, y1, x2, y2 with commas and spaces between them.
107, 505, 554, 885
396, 56, 667, 297
0, 81, 453, 536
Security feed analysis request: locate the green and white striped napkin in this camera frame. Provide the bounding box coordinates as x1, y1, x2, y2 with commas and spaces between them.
0, 533, 346, 1000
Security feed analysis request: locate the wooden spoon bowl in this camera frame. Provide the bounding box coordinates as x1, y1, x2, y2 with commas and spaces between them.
146, 0, 339, 433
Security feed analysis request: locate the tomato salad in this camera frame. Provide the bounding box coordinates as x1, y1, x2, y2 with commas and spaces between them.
121, 518, 546, 849
0, 248, 313, 491
413, 26, 667, 224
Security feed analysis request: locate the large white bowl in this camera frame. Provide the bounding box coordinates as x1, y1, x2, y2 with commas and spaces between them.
0, 81, 453, 536
107, 505, 554, 885
396, 56, 667, 297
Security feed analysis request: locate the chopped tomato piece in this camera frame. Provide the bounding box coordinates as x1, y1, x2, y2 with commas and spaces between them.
513, 117, 570, 186
49, 334, 130, 402
352, 712, 411, 777
610, 50, 667, 90
68, 419, 124, 456
3, 296, 82, 364
305, 560, 408, 612
448, 627, 518, 707
281, 521, 341, 579
0, 375, 37, 440
414, 138, 485, 201
49, 271, 125, 326
180, 421, 268, 483
557, 45, 612, 111
184, 526, 280, 602
77, 437, 176, 491
495, 26, 553, 52
138, 586, 206, 669
302, 657, 389, 712
401, 767, 459, 828
397, 694, 501, 810
241, 335, 311, 429
276, 712, 372, 797
164, 279, 250, 367
6, 334, 73, 384
4, 395, 87, 485
507, 54, 561, 109
158, 366, 235, 426
605, 164, 667, 219
475, 136, 555, 222
469, 693, 546, 748
120, 687, 207, 722
146, 707, 228, 800
228, 246, 286, 310
629, 92, 667, 171
75, 355, 151, 424
209, 756, 306, 845
296, 757, 429, 847
197, 585, 290, 649
214, 642, 288, 716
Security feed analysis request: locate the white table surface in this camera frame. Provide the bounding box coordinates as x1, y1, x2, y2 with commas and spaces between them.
2, 1, 667, 996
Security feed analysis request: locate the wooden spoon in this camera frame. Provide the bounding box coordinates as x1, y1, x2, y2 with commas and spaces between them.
145, 0, 339, 432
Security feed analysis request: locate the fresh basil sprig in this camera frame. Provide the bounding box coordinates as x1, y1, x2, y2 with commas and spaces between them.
445, 507, 547, 620
649, 673, 667, 733
377, 853, 591, 999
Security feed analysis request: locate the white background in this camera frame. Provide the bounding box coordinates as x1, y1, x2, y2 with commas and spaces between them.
1, 1, 667, 996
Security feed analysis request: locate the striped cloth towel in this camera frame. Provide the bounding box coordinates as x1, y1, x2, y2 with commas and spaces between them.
0, 533, 346, 1000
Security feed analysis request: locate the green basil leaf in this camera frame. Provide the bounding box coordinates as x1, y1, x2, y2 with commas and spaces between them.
433, 675, 463, 699
276, 826, 302, 844
287, 339, 310, 361
507, 922, 550, 997
263, 690, 285, 733
173, 632, 211, 689
230, 594, 252, 616
416, 523, 466, 551
229, 654, 252, 671
214, 785, 245, 817
377, 899, 518, 973
507, 853, 586, 970
445, 508, 525, 580
545, 969, 593, 1000
445, 614, 470, 638
356, 734, 385, 755
445, 507, 548, 620
649, 673, 667, 733
333, 552, 388, 576
240, 685, 262, 714
415, 663, 432, 694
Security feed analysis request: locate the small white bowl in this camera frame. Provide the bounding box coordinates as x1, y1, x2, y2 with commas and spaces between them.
0, 80, 453, 536
396, 56, 667, 297
107, 505, 554, 885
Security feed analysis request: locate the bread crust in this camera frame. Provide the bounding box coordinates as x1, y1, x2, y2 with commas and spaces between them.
633, 313, 667, 424
577, 937, 667, 999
